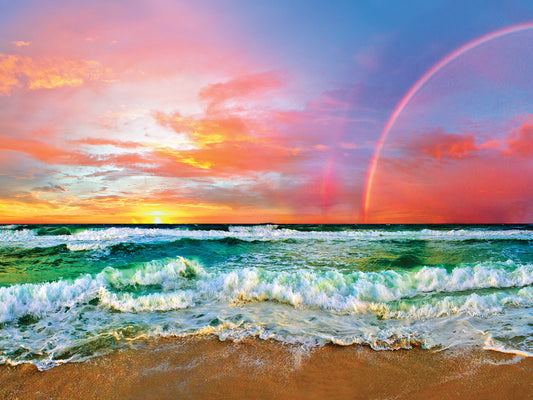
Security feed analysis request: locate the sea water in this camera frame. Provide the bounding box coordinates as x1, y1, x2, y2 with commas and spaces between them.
0, 224, 531, 369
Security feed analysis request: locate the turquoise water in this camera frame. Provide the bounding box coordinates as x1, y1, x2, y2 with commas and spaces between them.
0, 224, 532, 369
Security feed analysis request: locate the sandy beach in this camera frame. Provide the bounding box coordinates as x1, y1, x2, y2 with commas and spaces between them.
1, 337, 531, 400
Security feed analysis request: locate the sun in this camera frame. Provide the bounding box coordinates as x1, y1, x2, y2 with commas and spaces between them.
146, 211, 166, 224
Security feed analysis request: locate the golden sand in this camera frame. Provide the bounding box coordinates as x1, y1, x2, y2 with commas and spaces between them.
1, 337, 531, 399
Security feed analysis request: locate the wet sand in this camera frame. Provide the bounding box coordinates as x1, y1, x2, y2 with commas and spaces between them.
1, 337, 532, 400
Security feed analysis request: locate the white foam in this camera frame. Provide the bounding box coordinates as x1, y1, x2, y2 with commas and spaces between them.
0, 274, 98, 323
98, 288, 194, 312
484, 347, 533, 358
1, 256, 531, 368
1, 258, 531, 323
0, 226, 531, 251
0, 229, 36, 242
66, 243, 109, 251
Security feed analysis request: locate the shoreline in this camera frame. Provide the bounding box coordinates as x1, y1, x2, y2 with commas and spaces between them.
1, 336, 531, 399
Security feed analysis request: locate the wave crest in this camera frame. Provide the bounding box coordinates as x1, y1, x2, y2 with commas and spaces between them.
1, 257, 531, 322
1, 225, 531, 251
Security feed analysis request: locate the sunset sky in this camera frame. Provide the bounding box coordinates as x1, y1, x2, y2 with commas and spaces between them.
1, 0, 532, 223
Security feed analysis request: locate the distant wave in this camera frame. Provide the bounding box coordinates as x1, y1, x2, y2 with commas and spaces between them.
0, 225, 531, 251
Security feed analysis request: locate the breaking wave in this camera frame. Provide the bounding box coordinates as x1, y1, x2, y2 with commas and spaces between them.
1, 258, 531, 323
0, 225, 531, 252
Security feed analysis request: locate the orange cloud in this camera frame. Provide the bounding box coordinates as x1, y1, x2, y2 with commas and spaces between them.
13, 41, 31, 47
150, 108, 315, 176
152, 111, 255, 146
0, 137, 149, 169
0, 54, 110, 95
0, 55, 20, 95
0, 137, 75, 163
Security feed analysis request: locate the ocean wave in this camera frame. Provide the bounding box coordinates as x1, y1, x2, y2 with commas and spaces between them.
0, 225, 531, 251
0, 256, 531, 369
0, 229, 37, 242
1, 257, 531, 323
66, 243, 109, 251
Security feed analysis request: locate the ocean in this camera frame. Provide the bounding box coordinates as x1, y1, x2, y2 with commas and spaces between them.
0, 224, 531, 370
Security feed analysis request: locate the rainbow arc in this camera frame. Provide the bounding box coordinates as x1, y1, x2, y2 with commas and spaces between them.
361, 22, 533, 222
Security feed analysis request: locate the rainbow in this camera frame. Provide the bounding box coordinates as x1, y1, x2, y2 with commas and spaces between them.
361, 22, 533, 222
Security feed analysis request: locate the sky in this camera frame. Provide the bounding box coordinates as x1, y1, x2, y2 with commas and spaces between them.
0, 0, 532, 224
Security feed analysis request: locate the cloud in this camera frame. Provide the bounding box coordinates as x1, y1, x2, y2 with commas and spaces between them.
13, 41, 31, 47
367, 121, 533, 223
151, 109, 308, 176
0, 137, 77, 163
407, 128, 478, 160
152, 111, 255, 146
0, 65, 375, 222
507, 120, 533, 157
340, 142, 358, 149
0, 54, 111, 95
72, 138, 141, 149
0, 190, 58, 208
0, 0, 376, 223
198, 70, 284, 109
32, 184, 67, 193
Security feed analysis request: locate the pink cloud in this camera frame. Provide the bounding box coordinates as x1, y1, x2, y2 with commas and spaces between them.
198, 70, 284, 109
507, 120, 533, 157
367, 120, 533, 223
408, 129, 478, 160
13, 41, 31, 47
